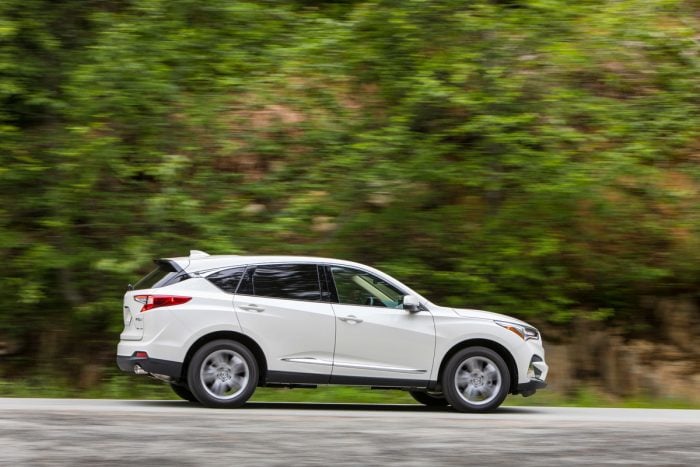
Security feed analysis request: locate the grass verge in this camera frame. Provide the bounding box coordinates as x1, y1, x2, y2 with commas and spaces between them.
0, 374, 697, 409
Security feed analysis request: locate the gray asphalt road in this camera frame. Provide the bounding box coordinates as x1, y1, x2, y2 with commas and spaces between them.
0, 399, 698, 466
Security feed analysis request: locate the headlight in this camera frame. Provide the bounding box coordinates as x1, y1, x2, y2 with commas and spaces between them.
495, 320, 540, 341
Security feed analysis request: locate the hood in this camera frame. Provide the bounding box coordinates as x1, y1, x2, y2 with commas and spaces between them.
451, 307, 529, 326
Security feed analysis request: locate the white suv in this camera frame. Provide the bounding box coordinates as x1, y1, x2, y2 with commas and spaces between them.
117, 251, 548, 412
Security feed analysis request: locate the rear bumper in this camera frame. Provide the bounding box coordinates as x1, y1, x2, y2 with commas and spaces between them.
515, 379, 547, 397
116, 354, 183, 380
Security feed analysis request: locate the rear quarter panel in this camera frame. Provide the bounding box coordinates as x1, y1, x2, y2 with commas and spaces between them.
137, 278, 243, 363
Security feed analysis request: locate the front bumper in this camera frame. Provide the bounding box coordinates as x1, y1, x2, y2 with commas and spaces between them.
516, 378, 547, 397
116, 354, 183, 380
514, 353, 548, 397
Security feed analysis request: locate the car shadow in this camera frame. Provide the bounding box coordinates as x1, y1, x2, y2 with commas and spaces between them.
131, 400, 538, 414
246, 402, 453, 412
244, 402, 537, 414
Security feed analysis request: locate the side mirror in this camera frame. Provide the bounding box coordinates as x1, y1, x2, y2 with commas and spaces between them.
403, 295, 420, 313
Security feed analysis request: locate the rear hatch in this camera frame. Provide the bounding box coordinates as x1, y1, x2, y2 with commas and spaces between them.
120, 259, 187, 341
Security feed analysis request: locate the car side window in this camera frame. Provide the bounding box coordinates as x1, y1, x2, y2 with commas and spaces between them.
206, 267, 246, 293
330, 266, 404, 308
250, 264, 321, 301
237, 267, 254, 295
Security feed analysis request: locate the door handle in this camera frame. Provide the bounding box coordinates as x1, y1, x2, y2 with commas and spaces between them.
339, 315, 363, 324
239, 304, 265, 312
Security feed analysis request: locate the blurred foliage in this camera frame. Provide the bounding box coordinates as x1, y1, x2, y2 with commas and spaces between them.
1, 0, 700, 378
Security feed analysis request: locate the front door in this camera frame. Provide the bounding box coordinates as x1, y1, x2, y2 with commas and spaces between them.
327, 265, 435, 384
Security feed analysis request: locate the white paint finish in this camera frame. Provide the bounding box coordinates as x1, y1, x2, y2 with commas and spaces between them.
118, 278, 240, 363
452, 307, 531, 326
119, 290, 146, 341
281, 357, 428, 374
426, 305, 547, 384
117, 254, 550, 404
234, 294, 336, 375
331, 303, 435, 380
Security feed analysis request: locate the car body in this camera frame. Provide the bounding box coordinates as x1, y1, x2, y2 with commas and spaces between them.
117, 251, 548, 411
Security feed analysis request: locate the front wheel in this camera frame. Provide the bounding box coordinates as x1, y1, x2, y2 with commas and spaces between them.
409, 391, 449, 407
187, 340, 258, 408
442, 347, 510, 413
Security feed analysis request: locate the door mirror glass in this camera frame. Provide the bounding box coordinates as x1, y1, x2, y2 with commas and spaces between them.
402, 295, 420, 312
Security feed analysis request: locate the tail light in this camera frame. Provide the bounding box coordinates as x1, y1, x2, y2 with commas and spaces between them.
133, 295, 191, 312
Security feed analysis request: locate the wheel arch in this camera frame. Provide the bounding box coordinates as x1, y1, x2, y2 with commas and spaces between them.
438, 339, 519, 394
182, 331, 268, 385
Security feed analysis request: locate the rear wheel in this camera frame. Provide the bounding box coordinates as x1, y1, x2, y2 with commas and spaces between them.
187, 340, 258, 408
170, 383, 198, 403
442, 346, 510, 413
409, 391, 449, 407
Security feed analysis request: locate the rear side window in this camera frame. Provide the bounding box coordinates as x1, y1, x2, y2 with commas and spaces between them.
133, 261, 181, 290
207, 267, 246, 293
250, 264, 321, 301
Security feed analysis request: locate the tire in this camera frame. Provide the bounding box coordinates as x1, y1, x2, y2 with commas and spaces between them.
170, 383, 199, 403
187, 339, 258, 408
442, 346, 510, 413
409, 391, 449, 407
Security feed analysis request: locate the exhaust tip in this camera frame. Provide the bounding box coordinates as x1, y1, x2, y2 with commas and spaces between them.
133, 364, 147, 375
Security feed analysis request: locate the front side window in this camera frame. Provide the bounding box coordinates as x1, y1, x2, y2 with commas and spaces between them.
251, 264, 321, 301
330, 266, 404, 308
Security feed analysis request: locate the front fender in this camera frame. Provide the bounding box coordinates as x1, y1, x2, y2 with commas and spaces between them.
432, 317, 533, 384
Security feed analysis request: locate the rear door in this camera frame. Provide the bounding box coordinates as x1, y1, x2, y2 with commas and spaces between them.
233, 263, 336, 381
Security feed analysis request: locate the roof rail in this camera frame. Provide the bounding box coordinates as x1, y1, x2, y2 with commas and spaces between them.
189, 250, 210, 258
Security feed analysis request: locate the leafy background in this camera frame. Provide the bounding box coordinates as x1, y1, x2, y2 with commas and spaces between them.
1, 0, 699, 404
